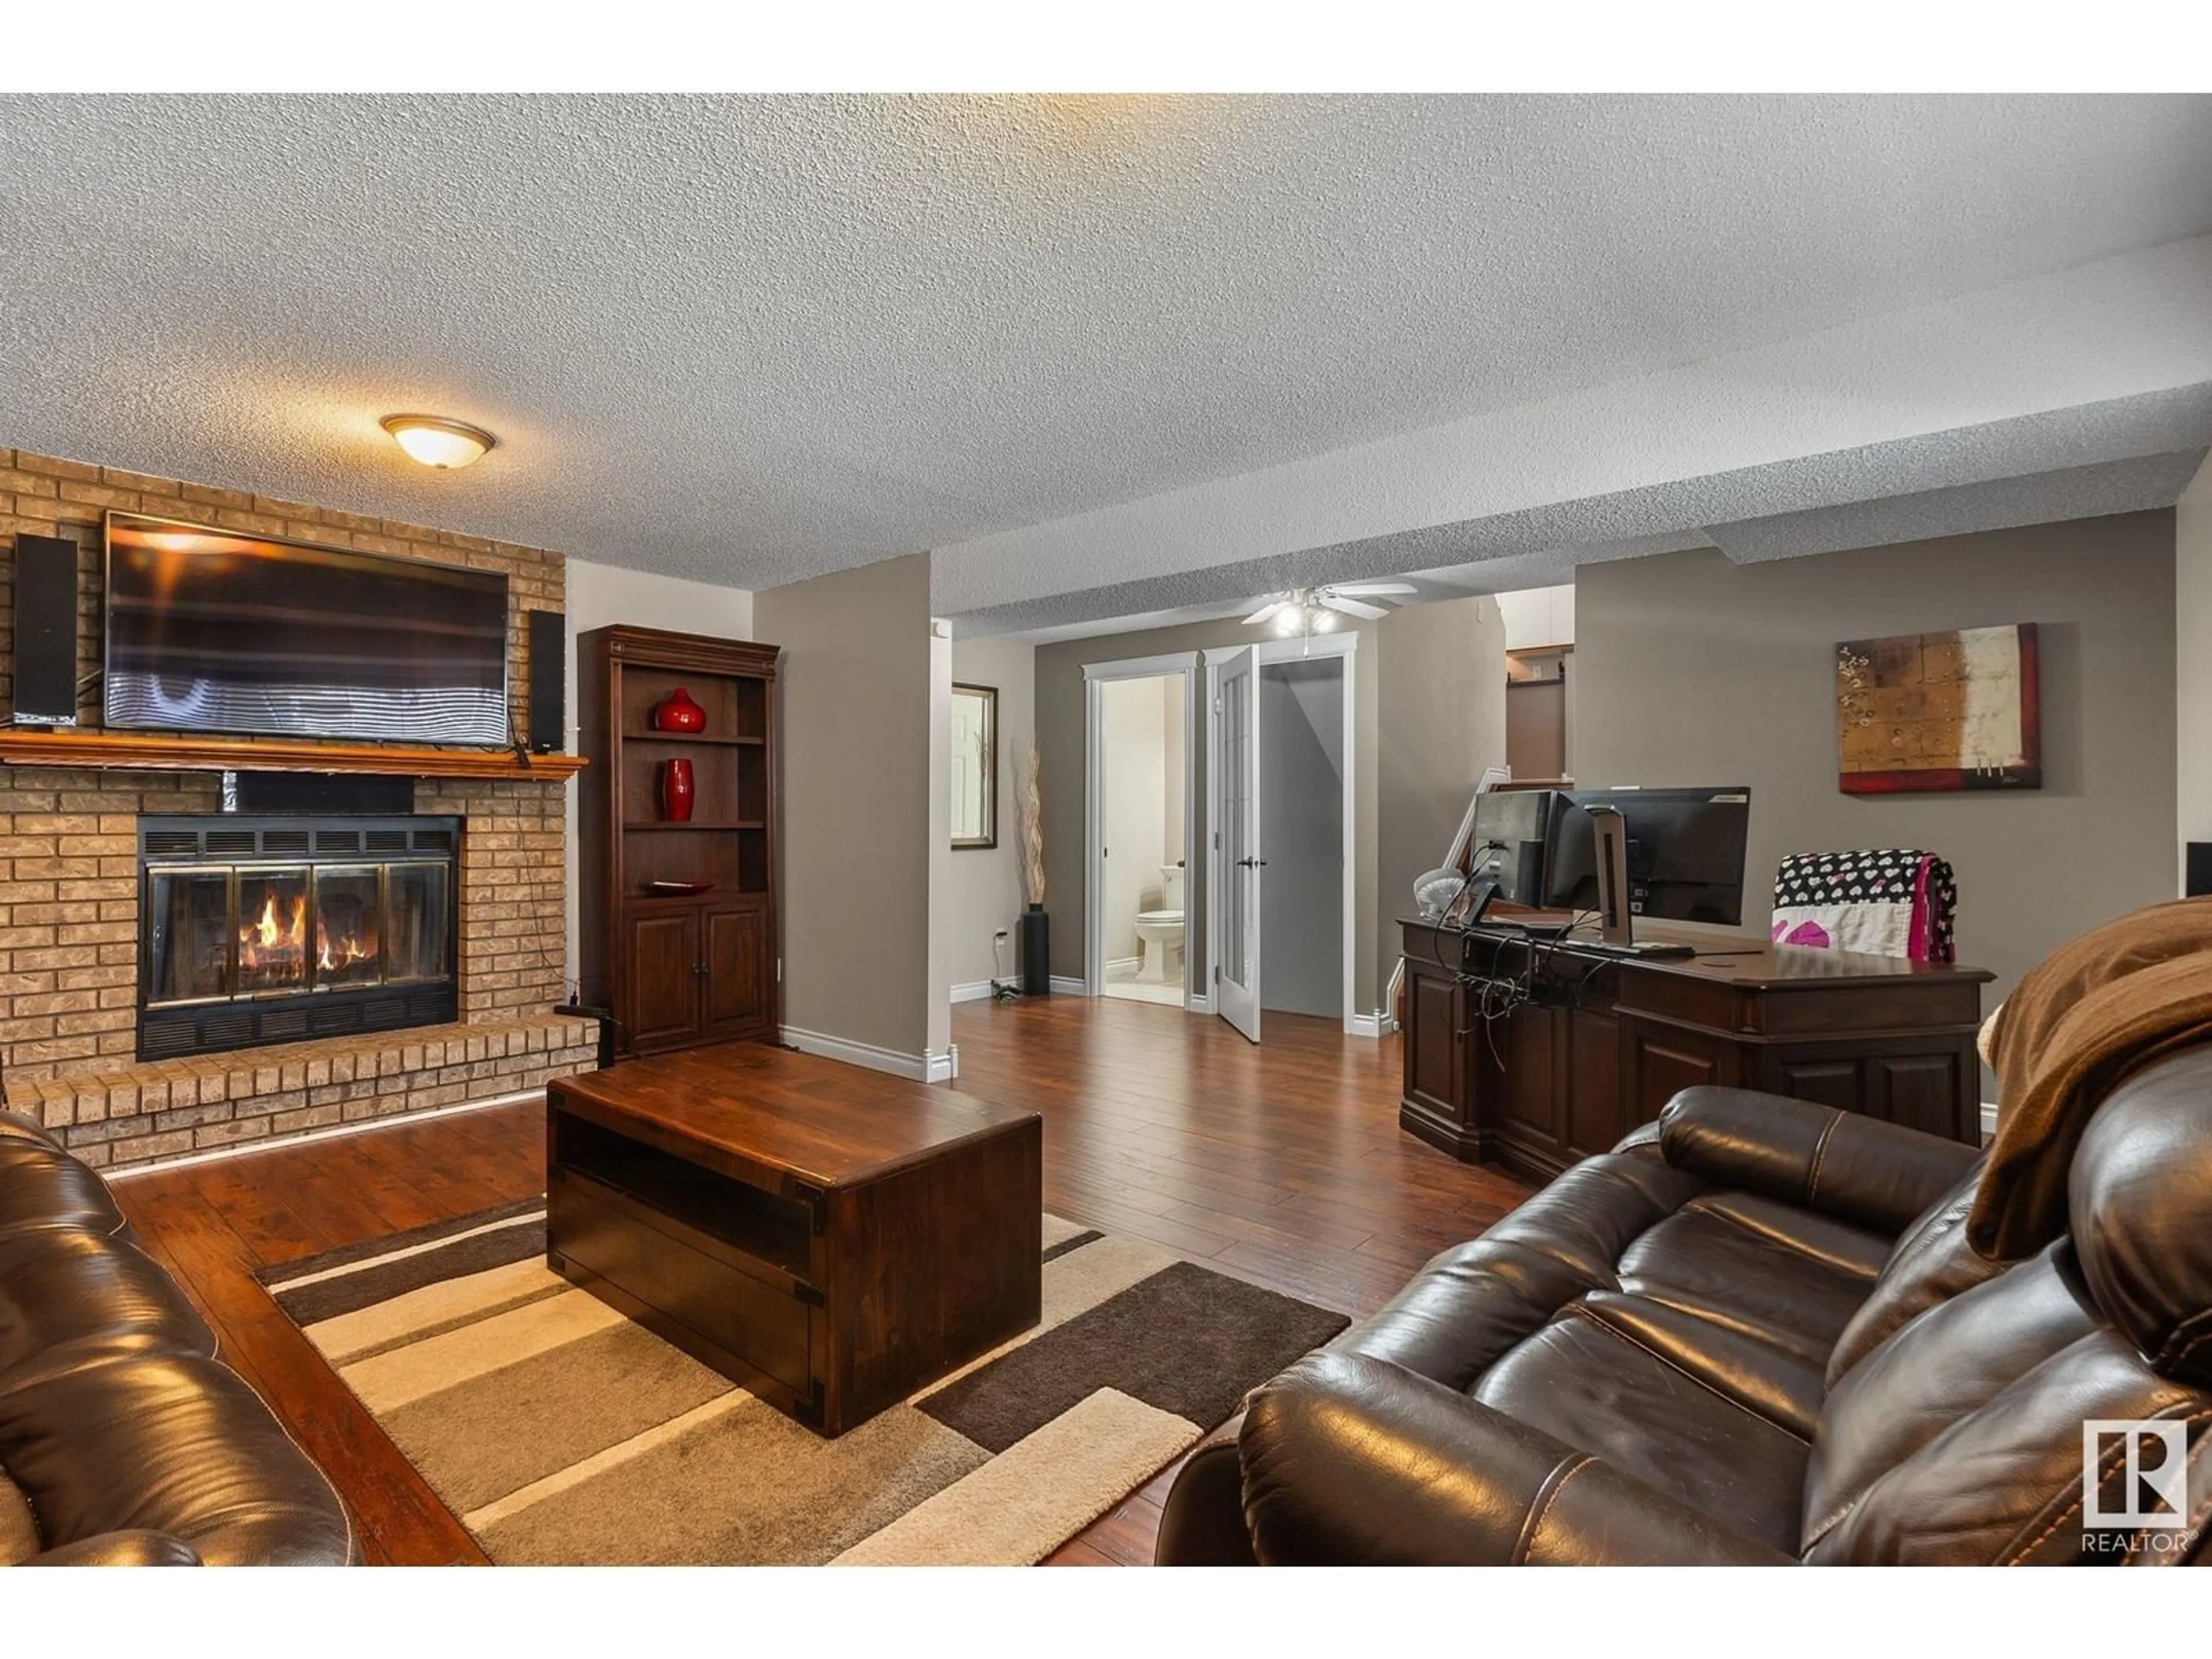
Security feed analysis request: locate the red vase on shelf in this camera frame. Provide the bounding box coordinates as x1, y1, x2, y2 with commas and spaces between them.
660, 758, 696, 823
651, 688, 707, 733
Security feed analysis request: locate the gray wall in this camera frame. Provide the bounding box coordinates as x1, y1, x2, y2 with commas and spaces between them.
943, 635, 1036, 990
2179, 456, 2212, 884
1574, 513, 2177, 1008
1260, 661, 1344, 1016
1032, 595, 1504, 1015
755, 552, 938, 1059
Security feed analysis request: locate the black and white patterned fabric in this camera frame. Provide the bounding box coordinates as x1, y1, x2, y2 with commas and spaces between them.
1771, 849, 1956, 963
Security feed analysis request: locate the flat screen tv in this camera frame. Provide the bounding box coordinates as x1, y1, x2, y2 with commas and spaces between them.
104, 512, 510, 747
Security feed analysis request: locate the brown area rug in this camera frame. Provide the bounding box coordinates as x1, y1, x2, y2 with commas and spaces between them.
259, 1203, 1345, 1565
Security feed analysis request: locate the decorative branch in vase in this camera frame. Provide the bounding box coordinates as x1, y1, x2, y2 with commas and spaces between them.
1017, 742, 1050, 995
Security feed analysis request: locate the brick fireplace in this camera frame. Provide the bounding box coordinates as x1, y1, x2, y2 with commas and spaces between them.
0, 446, 597, 1166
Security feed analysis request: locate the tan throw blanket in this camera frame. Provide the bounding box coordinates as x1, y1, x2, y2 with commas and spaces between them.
1969, 896, 2212, 1260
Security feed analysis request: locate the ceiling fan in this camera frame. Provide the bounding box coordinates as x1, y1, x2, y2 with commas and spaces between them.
1241, 583, 1418, 640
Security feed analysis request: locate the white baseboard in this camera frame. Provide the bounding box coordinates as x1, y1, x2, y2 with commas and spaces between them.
1105, 955, 1141, 976
1183, 993, 1214, 1014
781, 1025, 953, 1083
1349, 1012, 1399, 1039
950, 980, 997, 1004
1048, 975, 1089, 996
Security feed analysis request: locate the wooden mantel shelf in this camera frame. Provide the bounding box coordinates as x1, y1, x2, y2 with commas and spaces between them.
0, 728, 588, 781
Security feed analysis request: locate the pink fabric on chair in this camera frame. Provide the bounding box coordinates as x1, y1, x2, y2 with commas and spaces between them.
1770, 850, 1956, 963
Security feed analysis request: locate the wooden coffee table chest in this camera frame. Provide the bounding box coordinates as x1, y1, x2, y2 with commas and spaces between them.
546, 1042, 1042, 1437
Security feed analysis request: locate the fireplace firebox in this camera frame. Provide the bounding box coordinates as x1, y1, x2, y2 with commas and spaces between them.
137, 815, 461, 1060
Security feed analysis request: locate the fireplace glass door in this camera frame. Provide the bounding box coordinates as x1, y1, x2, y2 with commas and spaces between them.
145, 866, 234, 1006
385, 861, 452, 984
312, 865, 383, 991
236, 868, 313, 997
138, 815, 462, 1060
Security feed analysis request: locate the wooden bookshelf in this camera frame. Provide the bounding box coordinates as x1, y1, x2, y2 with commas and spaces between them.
577, 625, 782, 1058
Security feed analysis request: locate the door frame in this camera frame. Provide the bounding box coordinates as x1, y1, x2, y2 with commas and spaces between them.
1203, 632, 1359, 1035
1081, 652, 1201, 1003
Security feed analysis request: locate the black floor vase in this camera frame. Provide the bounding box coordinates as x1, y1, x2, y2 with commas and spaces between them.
1019, 905, 1051, 996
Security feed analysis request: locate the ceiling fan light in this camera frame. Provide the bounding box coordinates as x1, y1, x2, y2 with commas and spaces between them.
381, 414, 495, 469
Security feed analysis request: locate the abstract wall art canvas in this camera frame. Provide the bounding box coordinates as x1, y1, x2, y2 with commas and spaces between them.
1836, 622, 2040, 793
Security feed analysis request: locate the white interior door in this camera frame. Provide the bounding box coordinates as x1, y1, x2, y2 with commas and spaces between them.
1215, 646, 1262, 1041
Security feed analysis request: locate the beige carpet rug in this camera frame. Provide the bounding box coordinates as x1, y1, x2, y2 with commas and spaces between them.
259, 1200, 1346, 1565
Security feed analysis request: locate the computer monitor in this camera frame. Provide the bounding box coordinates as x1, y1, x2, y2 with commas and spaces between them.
1461, 788, 1558, 907
1543, 787, 1752, 927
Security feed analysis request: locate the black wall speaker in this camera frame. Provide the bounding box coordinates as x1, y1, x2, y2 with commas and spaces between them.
527, 609, 566, 753
2188, 843, 2212, 899
12, 533, 79, 726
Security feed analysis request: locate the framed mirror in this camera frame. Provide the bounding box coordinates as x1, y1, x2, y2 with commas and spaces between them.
950, 683, 998, 850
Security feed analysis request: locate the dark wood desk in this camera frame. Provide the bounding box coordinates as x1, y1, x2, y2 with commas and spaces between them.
1399, 918, 1991, 1185
547, 1043, 1042, 1436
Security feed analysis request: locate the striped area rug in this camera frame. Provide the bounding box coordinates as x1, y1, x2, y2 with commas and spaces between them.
259, 1202, 1346, 1565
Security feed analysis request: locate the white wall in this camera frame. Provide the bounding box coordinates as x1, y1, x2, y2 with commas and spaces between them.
1497, 584, 1575, 650
1162, 675, 1187, 872
2180, 453, 2212, 887
1099, 676, 1176, 965
941, 636, 1037, 995
563, 559, 755, 990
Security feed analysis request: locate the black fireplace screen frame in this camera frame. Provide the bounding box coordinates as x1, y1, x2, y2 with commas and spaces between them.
137, 813, 461, 1061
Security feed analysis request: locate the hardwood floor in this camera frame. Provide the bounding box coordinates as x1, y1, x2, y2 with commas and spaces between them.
110, 996, 1532, 1566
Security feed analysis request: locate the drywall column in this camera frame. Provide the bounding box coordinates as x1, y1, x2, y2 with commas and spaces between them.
755, 553, 944, 1075
1375, 597, 1509, 1015
2179, 454, 2212, 887
928, 621, 954, 1066
944, 637, 1037, 995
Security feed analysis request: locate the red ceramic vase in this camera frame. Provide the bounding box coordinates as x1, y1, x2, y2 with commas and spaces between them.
652, 687, 707, 733
661, 757, 696, 823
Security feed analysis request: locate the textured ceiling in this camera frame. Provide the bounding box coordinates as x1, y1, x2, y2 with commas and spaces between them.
3, 93, 2210, 606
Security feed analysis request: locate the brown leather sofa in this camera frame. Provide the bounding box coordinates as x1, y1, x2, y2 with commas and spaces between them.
1157, 1055, 2212, 1565
0, 1110, 355, 1565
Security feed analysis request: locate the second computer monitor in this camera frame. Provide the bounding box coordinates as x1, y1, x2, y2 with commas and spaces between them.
1544, 786, 1752, 926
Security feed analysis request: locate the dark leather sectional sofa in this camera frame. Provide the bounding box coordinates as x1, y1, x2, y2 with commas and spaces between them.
0, 1110, 354, 1565
1158, 1055, 2212, 1565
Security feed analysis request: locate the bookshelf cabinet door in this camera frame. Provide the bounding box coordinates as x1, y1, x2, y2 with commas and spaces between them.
703, 904, 771, 1039
627, 908, 703, 1051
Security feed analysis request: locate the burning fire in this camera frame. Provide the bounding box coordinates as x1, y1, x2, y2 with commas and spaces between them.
237, 888, 377, 981
316, 920, 373, 973
239, 890, 308, 972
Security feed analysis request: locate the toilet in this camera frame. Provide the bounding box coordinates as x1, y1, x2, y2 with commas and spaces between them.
1134, 865, 1186, 984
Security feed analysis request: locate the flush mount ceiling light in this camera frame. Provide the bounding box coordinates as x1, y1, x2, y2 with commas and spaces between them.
380, 414, 496, 469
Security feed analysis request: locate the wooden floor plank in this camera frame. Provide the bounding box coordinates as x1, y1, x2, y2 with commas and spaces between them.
110, 998, 1529, 1566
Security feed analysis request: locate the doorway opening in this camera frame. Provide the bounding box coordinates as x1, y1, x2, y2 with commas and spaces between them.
1256, 658, 1344, 1019
1082, 656, 1198, 1007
